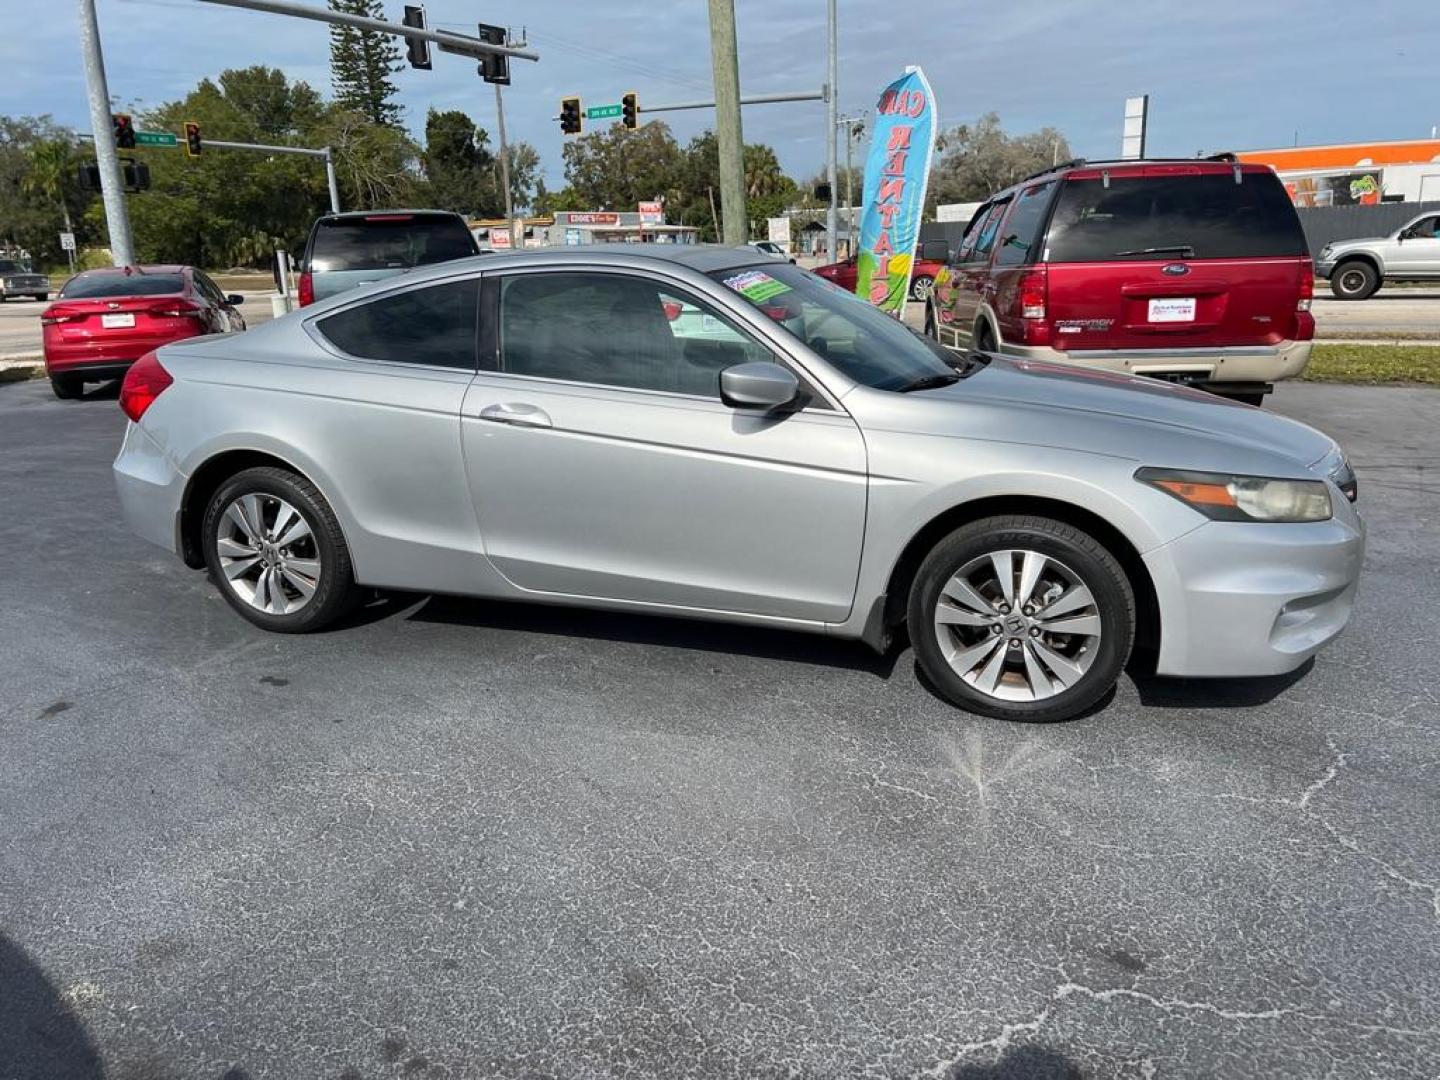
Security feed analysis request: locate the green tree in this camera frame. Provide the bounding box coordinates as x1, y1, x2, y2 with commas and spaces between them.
218, 65, 325, 139
929, 112, 1071, 205
0, 116, 92, 269
562, 122, 684, 211
328, 0, 403, 127
421, 108, 498, 216
671, 131, 799, 241
23, 138, 78, 240
503, 142, 541, 214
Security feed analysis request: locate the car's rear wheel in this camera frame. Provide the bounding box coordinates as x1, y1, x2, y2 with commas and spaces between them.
910, 275, 935, 302
49, 375, 82, 400
202, 466, 359, 633
1330, 260, 1379, 300
33, 293, 48, 302
974, 320, 998, 353
908, 515, 1135, 722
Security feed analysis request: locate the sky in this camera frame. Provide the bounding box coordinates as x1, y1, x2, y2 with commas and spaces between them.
5, 0, 1439, 194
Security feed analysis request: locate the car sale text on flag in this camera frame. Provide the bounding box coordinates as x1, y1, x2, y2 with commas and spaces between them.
855, 67, 937, 315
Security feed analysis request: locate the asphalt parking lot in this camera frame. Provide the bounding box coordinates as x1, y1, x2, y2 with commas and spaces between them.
2, 377, 1438, 1079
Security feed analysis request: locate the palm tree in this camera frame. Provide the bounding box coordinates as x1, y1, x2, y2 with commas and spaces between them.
23, 139, 77, 263
743, 144, 786, 199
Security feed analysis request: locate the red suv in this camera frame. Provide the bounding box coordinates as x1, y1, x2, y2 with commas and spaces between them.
926, 156, 1314, 404
41, 265, 245, 399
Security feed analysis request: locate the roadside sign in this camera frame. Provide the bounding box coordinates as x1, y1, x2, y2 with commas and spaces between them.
489, 228, 512, 249
564, 228, 582, 246
638, 200, 663, 224
59, 232, 76, 251
134, 131, 178, 147
585, 103, 622, 120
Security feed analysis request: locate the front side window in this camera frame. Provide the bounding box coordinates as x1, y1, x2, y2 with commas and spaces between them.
713, 263, 957, 392
316, 278, 478, 369
971, 200, 1011, 261
499, 272, 772, 397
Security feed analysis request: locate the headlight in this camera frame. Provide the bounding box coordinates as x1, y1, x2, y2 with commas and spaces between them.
1136, 467, 1332, 522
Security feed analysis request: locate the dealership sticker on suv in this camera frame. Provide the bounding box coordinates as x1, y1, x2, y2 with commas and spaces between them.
1148, 297, 1196, 322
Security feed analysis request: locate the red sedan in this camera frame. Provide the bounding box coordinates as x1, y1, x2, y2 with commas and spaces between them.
813, 251, 946, 302
41, 265, 245, 399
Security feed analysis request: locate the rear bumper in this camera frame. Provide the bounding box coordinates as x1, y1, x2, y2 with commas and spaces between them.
44, 329, 198, 374
1004, 339, 1313, 387
1144, 507, 1365, 678
113, 422, 185, 557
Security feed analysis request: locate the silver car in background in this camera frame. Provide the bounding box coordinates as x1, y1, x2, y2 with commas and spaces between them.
1316, 210, 1440, 299
113, 246, 1363, 722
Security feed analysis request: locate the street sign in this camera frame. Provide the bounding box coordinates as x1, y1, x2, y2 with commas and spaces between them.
135, 131, 178, 147
585, 103, 622, 120
59, 232, 77, 251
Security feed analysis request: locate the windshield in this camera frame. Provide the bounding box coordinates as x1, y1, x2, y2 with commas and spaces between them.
0, 260, 26, 274
309, 215, 478, 273
60, 273, 187, 298
711, 263, 957, 392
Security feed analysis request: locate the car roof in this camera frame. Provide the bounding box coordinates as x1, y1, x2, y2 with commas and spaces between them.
75, 264, 188, 276
314, 209, 469, 223
392, 244, 773, 288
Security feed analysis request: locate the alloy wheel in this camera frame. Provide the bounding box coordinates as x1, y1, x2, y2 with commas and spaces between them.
932, 548, 1104, 702
1337, 267, 1368, 296
215, 493, 322, 615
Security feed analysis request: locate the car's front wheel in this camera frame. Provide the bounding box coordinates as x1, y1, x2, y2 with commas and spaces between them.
202, 466, 359, 632
50, 375, 82, 399
1330, 260, 1379, 300
908, 515, 1135, 722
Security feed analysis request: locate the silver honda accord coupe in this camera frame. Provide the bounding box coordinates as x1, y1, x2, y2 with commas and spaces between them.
113, 246, 1363, 722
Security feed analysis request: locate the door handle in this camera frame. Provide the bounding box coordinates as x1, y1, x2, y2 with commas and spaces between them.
477, 402, 552, 428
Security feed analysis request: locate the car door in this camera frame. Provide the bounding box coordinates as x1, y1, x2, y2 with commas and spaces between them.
947, 200, 1009, 347
1389, 214, 1440, 276
460, 267, 869, 623
192, 270, 241, 333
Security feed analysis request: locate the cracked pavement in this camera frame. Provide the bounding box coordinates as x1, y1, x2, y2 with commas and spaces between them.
1, 378, 1437, 1079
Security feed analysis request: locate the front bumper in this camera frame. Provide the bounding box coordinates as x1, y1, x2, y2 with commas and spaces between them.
1144, 506, 1365, 678
113, 422, 185, 557
1005, 339, 1313, 387
1314, 259, 1336, 278
1, 278, 50, 297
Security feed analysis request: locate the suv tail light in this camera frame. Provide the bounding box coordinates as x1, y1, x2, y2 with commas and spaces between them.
1019, 267, 1047, 320
297, 271, 314, 307
119, 351, 173, 422
1297, 259, 1314, 312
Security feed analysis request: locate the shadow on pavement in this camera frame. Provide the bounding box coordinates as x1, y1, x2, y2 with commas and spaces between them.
1132, 658, 1313, 709
946, 1044, 1084, 1079
406, 593, 903, 678
0, 933, 104, 1080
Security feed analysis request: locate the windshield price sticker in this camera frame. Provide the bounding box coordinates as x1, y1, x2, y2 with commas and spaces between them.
724, 270, 792, 303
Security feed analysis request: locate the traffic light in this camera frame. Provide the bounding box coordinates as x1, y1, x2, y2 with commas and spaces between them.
559, 97, 582, 136
121, 160, 151, 192
621, 92, 638, 130
402, 5, 431, 69
78, 162, 102, 191
477, 23, 509, 85
113, 113, 135, 149
184, 121, 202, 157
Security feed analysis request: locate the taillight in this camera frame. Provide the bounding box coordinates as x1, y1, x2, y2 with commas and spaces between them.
119, 351, 173, 422
40, 312, 81, 326
661, 300, 683, 321
1019, 267, 1047, 320
149, 299, 203, 318
1297, 259, 1314, 312
297, 271, 314, 307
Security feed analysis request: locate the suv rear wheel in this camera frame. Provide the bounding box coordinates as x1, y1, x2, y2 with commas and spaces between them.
202, 466, 359, 632
1330, 260, 1379, 300
908, 515, 1135, 722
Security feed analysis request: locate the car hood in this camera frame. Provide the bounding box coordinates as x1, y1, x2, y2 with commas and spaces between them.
899, 355, 1337, 474
1322, 235, 1386, 252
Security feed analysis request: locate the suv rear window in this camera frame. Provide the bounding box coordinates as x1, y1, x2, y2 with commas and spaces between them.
1044, 171, 1307, 262
308, 215, 477, 273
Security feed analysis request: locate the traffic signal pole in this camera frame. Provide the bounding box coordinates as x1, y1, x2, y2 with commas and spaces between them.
495, 82, 514, 247
825, 0, 838, 261
77, 0, 134, 265
205, 139, 342, 213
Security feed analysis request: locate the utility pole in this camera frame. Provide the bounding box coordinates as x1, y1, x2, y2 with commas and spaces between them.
707, 0, 747, 245
824, 0, 838, 260
495, 82, 514, 246
77, 0, 133, 265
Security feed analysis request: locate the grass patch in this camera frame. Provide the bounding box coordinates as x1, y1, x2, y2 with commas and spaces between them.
1302, 344, 1440, 385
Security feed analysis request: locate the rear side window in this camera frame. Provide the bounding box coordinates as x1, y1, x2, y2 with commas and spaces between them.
309, 215, 477, 273
61, 274, 186, 298
317, 278, 478, 369
1045, 171, 1307, 262
994, 181, 1055, 267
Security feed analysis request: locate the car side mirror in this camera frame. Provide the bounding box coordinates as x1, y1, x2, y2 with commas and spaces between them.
719, 361, 800, 411
920, 239, 950, 262
226, 294, 244, 306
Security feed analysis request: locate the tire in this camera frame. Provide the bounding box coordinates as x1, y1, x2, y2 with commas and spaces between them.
1223, 391, 1266, 407
910, 275, 935, 302
923, 302, 938, 340
202, 466, 359, 633
907, 515, 1135, 722
974, 320, 998, 353
33, 293, 48, 302
49, 375, 83, 400
1329, 260, 1379, 300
